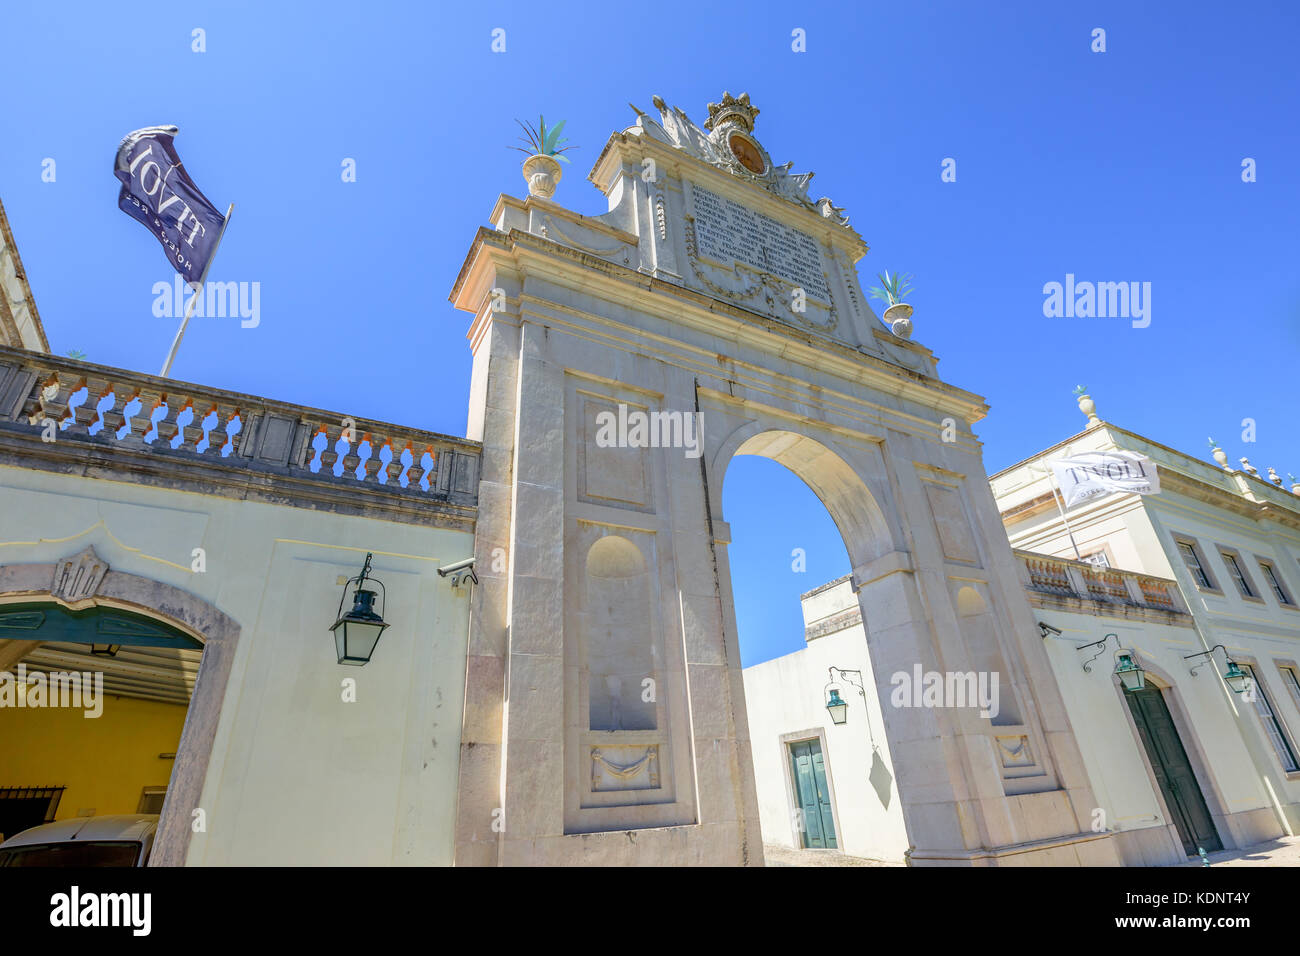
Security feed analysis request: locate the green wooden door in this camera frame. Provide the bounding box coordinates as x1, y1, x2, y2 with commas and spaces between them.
789, 740, 837, 849
1126, 686, 1222, 854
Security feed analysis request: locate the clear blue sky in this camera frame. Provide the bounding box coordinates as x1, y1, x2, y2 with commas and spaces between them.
3, 1, 1297, 667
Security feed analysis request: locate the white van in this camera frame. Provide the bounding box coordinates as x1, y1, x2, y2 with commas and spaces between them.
0, 814, 159, 866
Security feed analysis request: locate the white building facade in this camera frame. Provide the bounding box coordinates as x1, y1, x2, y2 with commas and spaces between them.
991, 403, 1300, 846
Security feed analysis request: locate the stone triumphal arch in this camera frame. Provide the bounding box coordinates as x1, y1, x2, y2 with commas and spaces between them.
449, 92, 1118, 866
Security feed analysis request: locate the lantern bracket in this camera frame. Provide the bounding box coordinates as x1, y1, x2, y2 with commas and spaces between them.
824, 666, 875, 745
1078, 633, 1119, 673
335, 552, 387, 623
1184, 644, 1229, 678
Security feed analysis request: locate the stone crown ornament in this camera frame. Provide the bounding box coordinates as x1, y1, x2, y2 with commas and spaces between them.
631, 92, 850, 227
703, 91, 759, 133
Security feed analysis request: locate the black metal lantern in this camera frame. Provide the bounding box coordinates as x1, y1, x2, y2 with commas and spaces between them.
330, 553, 389, 666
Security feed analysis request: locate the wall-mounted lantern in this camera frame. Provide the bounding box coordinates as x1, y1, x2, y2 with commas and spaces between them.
825, 688, 849, 725
330, 553, 389, 666
822, 667, 875, 744
1185, 644, 1250, 694
1078, 634, 1146, 691
1113, 652, 1146, 692
1222, 660, 1250, 695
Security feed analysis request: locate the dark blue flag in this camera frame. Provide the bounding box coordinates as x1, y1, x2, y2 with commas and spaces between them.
114, 126, 227, 285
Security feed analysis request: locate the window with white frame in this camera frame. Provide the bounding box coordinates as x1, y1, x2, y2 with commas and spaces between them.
1219, 550, 1257, 599
1258, 561, 1295, 606
1239, 664, 1300, 773
1280, 666, 1300, 713
1176, 539, 1216, 590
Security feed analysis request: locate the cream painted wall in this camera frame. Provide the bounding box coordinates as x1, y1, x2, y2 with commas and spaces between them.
743, 581, 909, 862
0, 463, 475, 865
1036, 606, 1277, 862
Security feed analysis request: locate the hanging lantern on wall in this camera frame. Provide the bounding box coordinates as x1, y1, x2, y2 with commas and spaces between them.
330, 553, 389, 666
1222, 659, 1250, 695
825, 688, 849, 725
1114, 652, 1146, 692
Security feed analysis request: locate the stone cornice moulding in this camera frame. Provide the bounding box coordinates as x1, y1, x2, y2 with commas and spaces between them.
490, 194, 639, 247
0, 427, 480, 533
521, 301, 984, 457
1023, 587, 1193, 628
0, 199, 51, 353
851, 549, 915, 592
451, 228, 987, 427
992, 421, 1300, 528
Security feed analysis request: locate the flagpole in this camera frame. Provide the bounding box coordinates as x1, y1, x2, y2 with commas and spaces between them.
1045, 466, 1084, 561
159, 203, 234, 378
1034, 463, 1086, 561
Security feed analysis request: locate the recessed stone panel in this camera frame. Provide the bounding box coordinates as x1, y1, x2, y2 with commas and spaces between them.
576, 392, 653, 511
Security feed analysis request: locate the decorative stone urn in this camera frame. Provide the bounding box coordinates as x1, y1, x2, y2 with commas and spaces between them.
522, 153, 562, 199
1076, 391, 1099, 425
1211, 445, 1230, 470
1291, 478, 1300, 496
883, 302, 913, 339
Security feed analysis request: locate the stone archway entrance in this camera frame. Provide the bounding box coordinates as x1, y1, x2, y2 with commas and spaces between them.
0, 547, 239, 865
449, 90, 1119, 866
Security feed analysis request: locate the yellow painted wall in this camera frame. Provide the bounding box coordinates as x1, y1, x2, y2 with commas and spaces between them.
0, 693, 186, 820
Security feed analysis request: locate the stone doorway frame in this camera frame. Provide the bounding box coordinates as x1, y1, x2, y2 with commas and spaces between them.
0, 547, 240, 866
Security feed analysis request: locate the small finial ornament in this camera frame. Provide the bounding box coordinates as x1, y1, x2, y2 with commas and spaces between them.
1073, 385, 1099, 426
1239, 457, 1258, 477
1268, 466, 1283, 486
1208, 438, 1230, 470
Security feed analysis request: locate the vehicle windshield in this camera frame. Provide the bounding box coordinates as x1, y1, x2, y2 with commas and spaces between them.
0, 841, 142, 867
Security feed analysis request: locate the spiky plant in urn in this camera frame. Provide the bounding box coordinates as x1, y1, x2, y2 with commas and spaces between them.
869, 270, 914, 339
511, 115, 576, 199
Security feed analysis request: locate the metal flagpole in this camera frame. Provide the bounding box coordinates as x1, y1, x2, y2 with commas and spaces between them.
1029, 461, 1084, 560
159, 203, 234, 378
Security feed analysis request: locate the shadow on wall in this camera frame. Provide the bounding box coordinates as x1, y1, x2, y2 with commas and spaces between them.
869, 747, 893, 810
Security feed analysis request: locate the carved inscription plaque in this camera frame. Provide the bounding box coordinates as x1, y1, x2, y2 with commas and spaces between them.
691, 185, 830, 302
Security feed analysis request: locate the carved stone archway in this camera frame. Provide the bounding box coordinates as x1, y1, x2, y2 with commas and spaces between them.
0, 546, 240, 866
450, 91, 1119, 866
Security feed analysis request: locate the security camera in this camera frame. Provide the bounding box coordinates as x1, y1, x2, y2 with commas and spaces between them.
437, 557, 478, 588
1037, 622, 1063, 639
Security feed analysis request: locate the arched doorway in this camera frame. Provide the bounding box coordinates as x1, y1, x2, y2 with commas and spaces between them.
702, 420, 1112, 865
0, 602, 202, 842
0, 547, 239, 865
717, 429, 912, 863
723, 447, 910, 862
